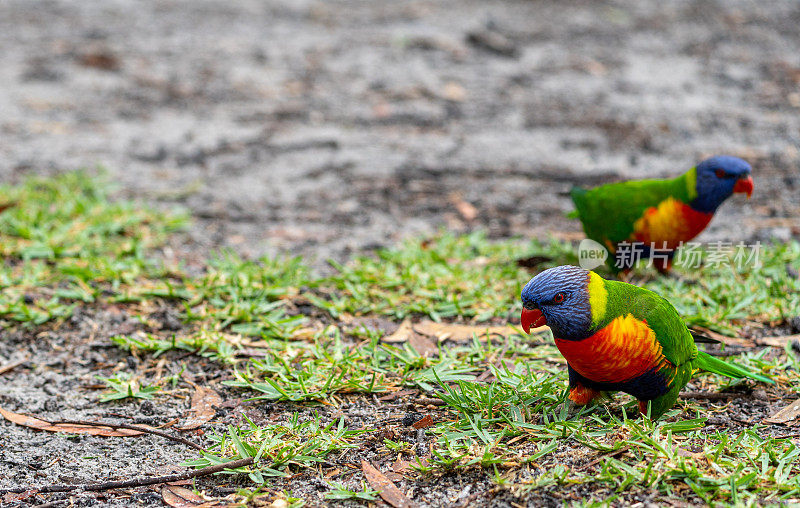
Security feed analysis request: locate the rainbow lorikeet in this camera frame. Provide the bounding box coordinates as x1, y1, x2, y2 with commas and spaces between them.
520, 265, 772, 419
570, 155, 754, 271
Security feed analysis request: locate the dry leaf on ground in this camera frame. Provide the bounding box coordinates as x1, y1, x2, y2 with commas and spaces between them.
361, 460, 420, 508
0, 201, 17, 214
161, 484, 213, 507
448, 192, 478, 221
382, 319, 414, 343
378, 389, 418, 402
757, 333, 800, 347
3, 491, 36, 503
0, 407, 144, 437
407, 334, 438, 357
380, 319, 438, 356
413, 320, 533, 342
0, 359, 26, 376
177, 387, 222, 430
764, 399, 800, 425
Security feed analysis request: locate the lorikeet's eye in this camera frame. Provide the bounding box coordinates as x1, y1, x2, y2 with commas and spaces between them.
553, 292, 565, 304
715, 169, 727, 178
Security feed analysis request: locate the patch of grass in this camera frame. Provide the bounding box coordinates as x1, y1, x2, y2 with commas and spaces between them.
96, 372, 160, 402
313, 231, 575, 321
223, 326, 493, 401
5, 171, 800, 506
314, 231, 800, 335
110, 329, 240, 364
181, 252, 310, 338
427, 364, 800, 504
187, 412, 364, 483
323, 481, 379, 501
646, 241, 800, 334
0, 170, 187, 327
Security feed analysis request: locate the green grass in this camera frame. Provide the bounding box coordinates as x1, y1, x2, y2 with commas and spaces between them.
4, 171, 800, 506
186, 412, 364, 483
311, 232, 575, 322
96, 372, 160, 402
424, 359, 800, 504
0, 171, 187, 326
314, 231, 800, 336
647, 241, 800, 334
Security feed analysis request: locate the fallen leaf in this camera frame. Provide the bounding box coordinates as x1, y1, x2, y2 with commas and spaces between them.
0, 359, 26, 376
765, 399, 800, 425
382, 319, 414, 343
411, 414, 435, 429
161, 484, 210, 507
392, 456, 413, 474
676, 448, 705, 460
177, 387, 222, 430
79, 51, 120, 71
466, 30, 519, 58
407, 334, 438, 357
0, 408, 144, 437
448, 192, 478, 221
361, 460, 420, 508
0, 201, 16, 214
4, 491, 36, 503
378, 389, 418, 402
413, 320, 533, 342
757, 333, 800, 347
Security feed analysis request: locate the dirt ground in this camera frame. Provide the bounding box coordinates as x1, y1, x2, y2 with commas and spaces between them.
2, 0, 800, 506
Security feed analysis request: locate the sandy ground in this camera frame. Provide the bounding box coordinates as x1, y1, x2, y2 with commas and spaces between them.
1, 0, 800, 506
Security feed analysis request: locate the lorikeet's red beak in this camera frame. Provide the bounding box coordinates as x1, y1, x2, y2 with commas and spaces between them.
521, 308, 547, 333
733, 175, 753, 199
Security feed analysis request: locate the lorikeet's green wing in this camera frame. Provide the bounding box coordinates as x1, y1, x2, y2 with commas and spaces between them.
571, 172, 695, 250
611, 282, 698, 368
601, 281, 698, 418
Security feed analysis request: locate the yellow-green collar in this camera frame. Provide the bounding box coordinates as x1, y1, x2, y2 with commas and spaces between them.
587, 271, 608, 328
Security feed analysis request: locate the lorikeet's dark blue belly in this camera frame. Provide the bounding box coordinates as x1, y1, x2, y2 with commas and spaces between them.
568, 365, 671, 401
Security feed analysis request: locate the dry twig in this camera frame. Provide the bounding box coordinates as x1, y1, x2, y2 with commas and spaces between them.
0, 457, 254, 495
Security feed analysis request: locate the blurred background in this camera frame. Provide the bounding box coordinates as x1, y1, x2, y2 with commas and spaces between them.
1, 0, 798, 264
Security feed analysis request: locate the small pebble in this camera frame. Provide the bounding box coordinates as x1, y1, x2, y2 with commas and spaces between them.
140, 400, 156, 415
44, 398, 60, 412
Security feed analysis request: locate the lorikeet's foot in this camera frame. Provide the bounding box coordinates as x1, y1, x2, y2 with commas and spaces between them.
568, 384, 602, 406
638, 400, 650, 417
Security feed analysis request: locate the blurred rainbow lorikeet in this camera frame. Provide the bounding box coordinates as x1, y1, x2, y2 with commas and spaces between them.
520, 265, 772, 419
570, 155, 753, 271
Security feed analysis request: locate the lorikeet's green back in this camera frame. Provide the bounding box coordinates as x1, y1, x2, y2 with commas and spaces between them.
570, 170, 696, 251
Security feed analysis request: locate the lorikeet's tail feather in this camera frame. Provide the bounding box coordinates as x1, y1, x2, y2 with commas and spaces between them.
567, 186, 587, 219
694, 351, 774, 384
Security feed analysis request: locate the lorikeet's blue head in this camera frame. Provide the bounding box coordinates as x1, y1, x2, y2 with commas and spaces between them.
691, 155, 753, 213
520, 265, 593, 341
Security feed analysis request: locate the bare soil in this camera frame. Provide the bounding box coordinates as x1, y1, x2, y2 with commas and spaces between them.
1, 0, 800, 506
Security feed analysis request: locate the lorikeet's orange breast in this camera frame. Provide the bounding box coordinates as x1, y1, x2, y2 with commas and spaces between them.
554, 314, 671, 384
631, 197, 712, 250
